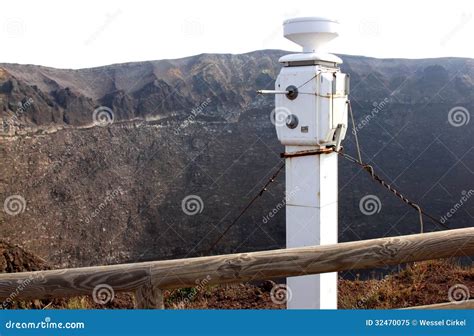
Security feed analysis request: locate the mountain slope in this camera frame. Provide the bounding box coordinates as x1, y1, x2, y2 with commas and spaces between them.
0, 51, 473, 269
2, 51, 473, 132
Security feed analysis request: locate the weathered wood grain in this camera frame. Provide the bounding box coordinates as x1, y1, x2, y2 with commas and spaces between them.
0, 227, 472, 301
134, 278, 164, 309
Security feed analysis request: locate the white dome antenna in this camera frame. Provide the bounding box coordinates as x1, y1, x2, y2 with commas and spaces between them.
283, 17, 339, 53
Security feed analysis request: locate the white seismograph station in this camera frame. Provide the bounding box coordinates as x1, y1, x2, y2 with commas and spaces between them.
1, 14, 472, 314
260, 16, 349, 309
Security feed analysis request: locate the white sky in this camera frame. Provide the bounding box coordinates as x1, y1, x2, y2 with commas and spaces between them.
0, 0, 473, 69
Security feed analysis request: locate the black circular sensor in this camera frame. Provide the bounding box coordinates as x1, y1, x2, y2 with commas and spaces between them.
285, 85, 298, 100
286, 114, 299, 129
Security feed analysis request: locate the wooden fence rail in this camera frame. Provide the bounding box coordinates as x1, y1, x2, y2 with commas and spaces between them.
404, 300, 474, 310
0, 227, 473, 308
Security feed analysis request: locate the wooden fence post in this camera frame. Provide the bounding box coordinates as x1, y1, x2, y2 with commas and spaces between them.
134, 278, 164, 309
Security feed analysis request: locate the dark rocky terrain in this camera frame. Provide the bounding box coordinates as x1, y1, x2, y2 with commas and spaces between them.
0, 50, 473, 269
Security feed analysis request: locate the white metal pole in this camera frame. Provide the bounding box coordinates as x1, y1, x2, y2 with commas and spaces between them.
285, 146, 338, 309
264, 17, 346, 309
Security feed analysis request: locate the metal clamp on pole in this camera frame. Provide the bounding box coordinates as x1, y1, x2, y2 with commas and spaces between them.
281, 147, 338, 158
